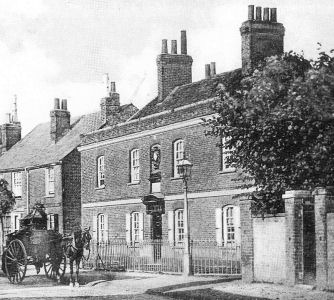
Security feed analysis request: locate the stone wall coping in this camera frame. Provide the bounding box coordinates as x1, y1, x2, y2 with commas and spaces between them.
312, 187, 334, 196
282, 190, 311, 199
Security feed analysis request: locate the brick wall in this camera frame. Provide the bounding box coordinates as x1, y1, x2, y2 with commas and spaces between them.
81, 123, 239, 206
82, 195, 238, 241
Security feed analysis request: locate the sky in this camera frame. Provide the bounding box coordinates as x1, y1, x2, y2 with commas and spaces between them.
0, 0, 333, 136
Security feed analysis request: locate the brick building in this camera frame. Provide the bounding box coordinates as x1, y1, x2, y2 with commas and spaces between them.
0, 96, 137, 246
79, 5, 284, 247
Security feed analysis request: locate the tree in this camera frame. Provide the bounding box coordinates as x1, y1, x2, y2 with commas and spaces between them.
205, 49, 334, 215
0, 178, 16, 248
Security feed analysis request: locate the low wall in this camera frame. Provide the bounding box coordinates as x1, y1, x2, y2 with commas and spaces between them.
327, 213, 334, 290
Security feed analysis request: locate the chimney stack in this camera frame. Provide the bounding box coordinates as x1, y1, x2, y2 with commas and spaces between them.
54, 98, 60, 109
248, 5, 254, 20
205, 64, 211, 79
157, 30, 193, 102
50, 98, 70, 142
162, 39, 168, 54
100, 77, 120, 125
181, 30, 187, 54
255, 6, 262, 21
0, 98, 21, 155
263, 7, 270, 21
210, 62, 216, 77
240, 5, 285, 74
171, 40, 177, 54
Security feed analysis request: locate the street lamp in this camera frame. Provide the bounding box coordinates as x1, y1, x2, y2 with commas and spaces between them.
177, 159, 193, 276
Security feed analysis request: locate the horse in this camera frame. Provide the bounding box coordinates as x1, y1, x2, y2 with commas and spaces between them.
64, 227, 91, 287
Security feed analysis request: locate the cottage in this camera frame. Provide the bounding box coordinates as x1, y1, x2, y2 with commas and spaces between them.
0, 96, 137, 247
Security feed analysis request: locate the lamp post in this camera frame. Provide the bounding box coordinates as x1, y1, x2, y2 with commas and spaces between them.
177, 159, 193, 276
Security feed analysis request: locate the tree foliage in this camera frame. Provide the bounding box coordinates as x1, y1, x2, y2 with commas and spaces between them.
205, 48, 334, 214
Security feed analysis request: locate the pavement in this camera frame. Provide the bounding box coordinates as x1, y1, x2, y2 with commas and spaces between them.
0, 269, 334, 299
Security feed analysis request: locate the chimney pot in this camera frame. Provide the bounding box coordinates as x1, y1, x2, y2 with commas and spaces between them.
181, 30, 187, 54
162, 39, 168, 54
54, 98, 60, 110
171, 40, 177, 54
5, 113, 11, 123
205, 64, 211, 79
263, 8, 270, 21
248, 5, 254, 20
61, 99, 67, 110
210, 62, 216, 76
110, 82, 116, 93
270, 8, 277, 22
256, 6, 262, 21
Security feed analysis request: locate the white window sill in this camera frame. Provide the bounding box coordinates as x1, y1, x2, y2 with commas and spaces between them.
95, 186, 105, 190
44, 194, 55, 198
127, 181, 140, 186
170, 177, 182, 181
218, 169, 236, 174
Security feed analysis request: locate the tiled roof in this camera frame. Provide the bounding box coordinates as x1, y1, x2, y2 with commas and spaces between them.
130, 68, 242, 120
0, 111, 102, 171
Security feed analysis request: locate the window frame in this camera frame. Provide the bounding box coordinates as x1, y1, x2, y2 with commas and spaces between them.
130, 149, 140, 183
12, 171, 22, 197
220, 137, 236, 172
97, 213, 106, 242
174, 209, 184, 243
45, 167, 55, 196
97, 156, 105, 188
222, 205, 239, 245
173, 139, 184, 178
47, 213, 59, 231
131, 212, 140, 243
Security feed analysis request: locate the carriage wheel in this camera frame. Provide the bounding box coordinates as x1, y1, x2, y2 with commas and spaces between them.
44, 254, 66, 281
4, 239, 27, 284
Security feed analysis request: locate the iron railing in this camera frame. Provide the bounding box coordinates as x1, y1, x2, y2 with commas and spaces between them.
83, 239, 241, 275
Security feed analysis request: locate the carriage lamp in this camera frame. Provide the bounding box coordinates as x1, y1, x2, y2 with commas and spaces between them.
177, 159, 193, 184
177, 158, 193, 276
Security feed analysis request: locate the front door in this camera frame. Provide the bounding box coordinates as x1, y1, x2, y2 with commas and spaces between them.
152, 213, 162, 261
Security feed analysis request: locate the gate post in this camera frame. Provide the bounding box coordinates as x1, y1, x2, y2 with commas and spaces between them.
240, 198, 254, 282
313, 187, 332, 290
283, 190, 310, 286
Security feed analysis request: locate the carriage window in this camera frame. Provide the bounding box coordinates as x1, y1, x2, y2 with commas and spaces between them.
175, 209, 184, 243
97, 156, 105, 188
12, 172, 22, 197
47, 214, 59, 231
12, 214, 20, 231
45, 167, 55, 195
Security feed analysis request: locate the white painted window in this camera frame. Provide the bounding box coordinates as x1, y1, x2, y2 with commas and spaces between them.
221, 137, 235, 172
175, 209, 184, 243
47, 214, 59, 231
216, 205, 240, 246
130, 149, 140, 183
97, 156, 105, 188
45, 167, 55, 195
97, 213, 108, 242
12, 172, 22, 197
173, 140, 184, 177
125, 212, 144, 244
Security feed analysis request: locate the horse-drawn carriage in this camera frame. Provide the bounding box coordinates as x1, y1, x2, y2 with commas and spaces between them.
1, 204, 67, 284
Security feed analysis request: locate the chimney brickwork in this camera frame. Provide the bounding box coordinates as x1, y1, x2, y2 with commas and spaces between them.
100, 81, 121, 125
50, 98, 71, 142
240, 5, 285, 74
157, 31, 193, 102
0, 97, 22, 155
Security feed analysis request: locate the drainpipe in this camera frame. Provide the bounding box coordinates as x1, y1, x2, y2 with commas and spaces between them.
25, 167, 29, 214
